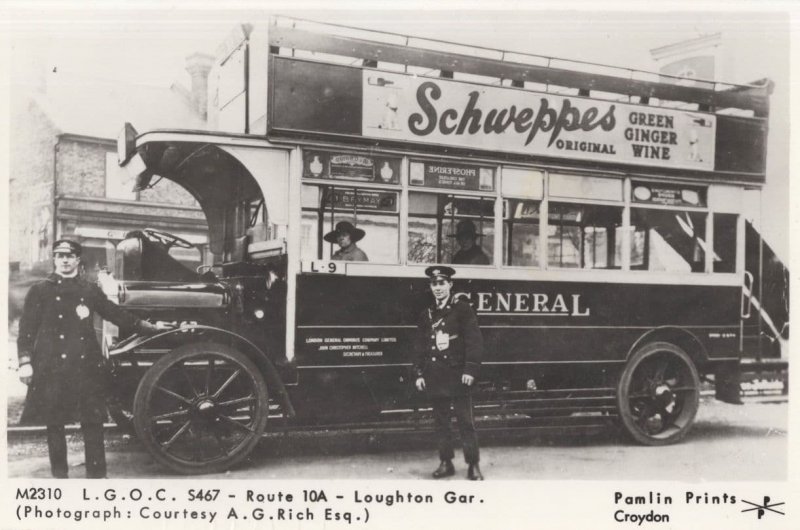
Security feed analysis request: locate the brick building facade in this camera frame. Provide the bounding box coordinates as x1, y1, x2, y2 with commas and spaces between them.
9, 54, 214, 278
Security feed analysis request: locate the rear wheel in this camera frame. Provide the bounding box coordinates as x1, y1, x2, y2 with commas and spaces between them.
133, 342, 269, 474
617, 342, 700, 445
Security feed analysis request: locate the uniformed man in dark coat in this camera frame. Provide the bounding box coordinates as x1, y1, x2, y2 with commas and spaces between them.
414, 266, 484, 480
17, 239, 162, 478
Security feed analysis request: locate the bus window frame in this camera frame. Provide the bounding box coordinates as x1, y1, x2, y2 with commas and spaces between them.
498, 167, 628, 272
540, 197, 628, 271
406, 188, 499, 266
405, 157, 500, 267
502, 197, 543, 269
300, 181, 402, 264
292, 146, 743, 280
494, 167, 741, 278
628, 202, 712, 275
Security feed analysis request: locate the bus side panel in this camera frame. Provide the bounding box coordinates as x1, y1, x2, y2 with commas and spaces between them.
294, 274, 742, 368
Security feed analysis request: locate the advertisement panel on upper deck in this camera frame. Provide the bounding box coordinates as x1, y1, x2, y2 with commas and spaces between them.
362, 71, 716, 172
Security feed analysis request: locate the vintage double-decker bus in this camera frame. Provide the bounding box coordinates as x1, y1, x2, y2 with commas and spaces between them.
106, 17, 787, 474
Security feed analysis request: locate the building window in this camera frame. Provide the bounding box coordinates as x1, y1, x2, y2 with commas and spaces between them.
105, 152, 137, 201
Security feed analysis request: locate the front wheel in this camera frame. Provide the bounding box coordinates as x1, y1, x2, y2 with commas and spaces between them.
133, 342, 269, 474
617, 342, 700, 445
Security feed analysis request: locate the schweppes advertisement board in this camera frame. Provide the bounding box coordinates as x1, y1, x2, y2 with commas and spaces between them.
361, 71, 715, 172
269, 57, 767, 181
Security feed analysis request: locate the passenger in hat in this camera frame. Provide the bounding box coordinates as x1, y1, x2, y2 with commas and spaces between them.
413, 265, 485, 480
17, 238, 169, 478
449, 220, 490, 265
324, 221, 369, 262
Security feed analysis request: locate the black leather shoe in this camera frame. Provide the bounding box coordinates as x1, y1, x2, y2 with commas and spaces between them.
432, 460, 455, 478
467, 463, 484, 481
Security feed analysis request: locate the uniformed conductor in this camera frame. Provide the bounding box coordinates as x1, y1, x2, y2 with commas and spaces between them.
17, 239, 162, 478
414, 266, 484, 480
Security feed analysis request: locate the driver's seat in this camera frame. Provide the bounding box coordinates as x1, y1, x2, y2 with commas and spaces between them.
116, 231, 197, 282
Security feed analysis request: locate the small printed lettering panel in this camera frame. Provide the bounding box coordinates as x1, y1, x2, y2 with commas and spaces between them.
409, 161, 495, 191
632, 181, 707, 207
303, 150, 401, 184
362, 71, 716, 171
300, 261, 346, 274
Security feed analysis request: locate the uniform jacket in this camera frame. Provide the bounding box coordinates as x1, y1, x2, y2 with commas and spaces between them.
414, 295, 483, 398
17, 273, 141, 425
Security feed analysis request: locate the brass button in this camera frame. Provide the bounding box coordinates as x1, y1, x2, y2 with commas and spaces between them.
61, 354, 66, 359
59, 334, 64, 339
56, 296, 61, 301
432, 356, 437, 362
58, 315, 63, 319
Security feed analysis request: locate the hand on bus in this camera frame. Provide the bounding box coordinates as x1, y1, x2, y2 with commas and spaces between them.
18, 363, 32, 385
462, 374, 475, 386
415, 377, 426, 391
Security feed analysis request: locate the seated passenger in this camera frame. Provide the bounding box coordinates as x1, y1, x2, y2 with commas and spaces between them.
324, 221, 369, 262
449, 220, 490, 265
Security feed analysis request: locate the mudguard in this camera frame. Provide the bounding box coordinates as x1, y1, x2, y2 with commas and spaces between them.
108, 324, 296, 418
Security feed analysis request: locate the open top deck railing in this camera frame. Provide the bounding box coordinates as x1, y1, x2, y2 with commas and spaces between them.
266, 15, 771, 117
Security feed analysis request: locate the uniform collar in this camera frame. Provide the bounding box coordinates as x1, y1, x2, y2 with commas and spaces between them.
434, 295, 452, 310
48, 272, 80, 283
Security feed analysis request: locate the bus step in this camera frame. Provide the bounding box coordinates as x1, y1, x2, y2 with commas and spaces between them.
476, 396, 616, 408
480, 387, 617, 400
268, 410, 617, 435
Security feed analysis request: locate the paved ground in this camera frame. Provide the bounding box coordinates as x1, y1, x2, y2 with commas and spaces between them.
7, 398, 787, 481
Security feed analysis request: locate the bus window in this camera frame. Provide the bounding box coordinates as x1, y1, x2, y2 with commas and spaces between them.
713, 213, 737, 273
300, 184, 399, 263
408, 191, 494, 264
503, 199, 541, 267
547, 203, 623, 269
630, 208, 707, 273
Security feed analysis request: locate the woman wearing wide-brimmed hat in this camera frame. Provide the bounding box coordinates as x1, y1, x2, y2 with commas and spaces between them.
324, 221, 369, 262
449, 219, 490, 265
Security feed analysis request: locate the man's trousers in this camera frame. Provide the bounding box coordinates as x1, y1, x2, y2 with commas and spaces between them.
46, 423, 106, 478
431, 394, 480, 464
